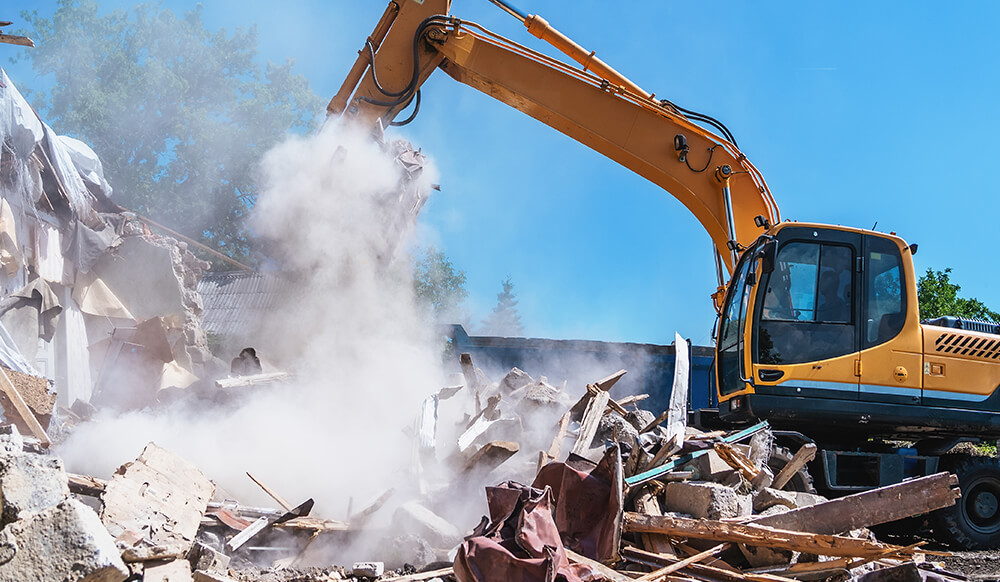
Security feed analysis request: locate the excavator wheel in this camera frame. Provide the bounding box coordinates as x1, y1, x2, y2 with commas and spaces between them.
933, 454, 1000, 550
767, 446, 817, 494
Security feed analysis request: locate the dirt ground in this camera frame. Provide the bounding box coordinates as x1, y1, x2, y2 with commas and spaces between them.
942, 550, 1000, 581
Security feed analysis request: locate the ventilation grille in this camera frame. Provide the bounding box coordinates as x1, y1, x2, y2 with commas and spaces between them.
935, 333, 1000, 359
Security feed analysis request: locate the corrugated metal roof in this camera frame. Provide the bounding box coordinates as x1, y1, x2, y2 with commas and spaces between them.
197, 271, 290, 340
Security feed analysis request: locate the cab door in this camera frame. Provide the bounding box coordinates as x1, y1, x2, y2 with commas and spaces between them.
858, 235, 922, 404
752, 227, 862, 399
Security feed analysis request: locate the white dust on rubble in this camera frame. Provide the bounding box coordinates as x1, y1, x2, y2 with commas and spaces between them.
58, 122, 447, 519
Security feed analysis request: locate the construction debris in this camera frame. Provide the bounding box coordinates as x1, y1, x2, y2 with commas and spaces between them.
0, 351, 973, 582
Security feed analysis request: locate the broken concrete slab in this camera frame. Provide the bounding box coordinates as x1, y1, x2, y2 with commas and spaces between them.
0, 448, 70, 526
143, 558, 193, 582
498, 367, 533, 394
662, 481, 751, 520
0, 498, 128, 582
352, 561, 385, 577
100, 442, 215, 561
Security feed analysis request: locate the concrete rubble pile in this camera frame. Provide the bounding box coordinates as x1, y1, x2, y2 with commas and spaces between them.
0, 345, 974, 582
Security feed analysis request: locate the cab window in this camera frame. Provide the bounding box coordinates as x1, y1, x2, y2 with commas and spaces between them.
757, 241, 855, 364
864, 237, 905, 348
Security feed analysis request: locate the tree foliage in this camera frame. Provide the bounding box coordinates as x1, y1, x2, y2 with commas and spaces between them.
17, 0, 322, 266
481, 276, 524, 337
918, 268, 999, 322
413, 247, 468, 320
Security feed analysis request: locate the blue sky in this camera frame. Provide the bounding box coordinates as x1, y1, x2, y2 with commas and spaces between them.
6, 1, 1000, 346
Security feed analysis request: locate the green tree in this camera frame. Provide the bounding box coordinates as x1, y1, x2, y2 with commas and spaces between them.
918, 268, 999, 321
16, 1, 322, 266
413, 247, 468, 320
481, 276, 524, 337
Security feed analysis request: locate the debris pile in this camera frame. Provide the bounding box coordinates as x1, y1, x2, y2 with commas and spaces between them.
0, 343, 972, 582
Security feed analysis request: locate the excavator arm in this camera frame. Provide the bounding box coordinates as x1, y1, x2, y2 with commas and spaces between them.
330, 0, 779, 280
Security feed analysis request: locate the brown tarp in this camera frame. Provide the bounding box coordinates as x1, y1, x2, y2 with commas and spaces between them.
532, 446, 623, 563
453, 482, 597, 582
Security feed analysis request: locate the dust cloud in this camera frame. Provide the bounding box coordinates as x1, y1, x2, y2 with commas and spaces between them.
57, 121, 448, 520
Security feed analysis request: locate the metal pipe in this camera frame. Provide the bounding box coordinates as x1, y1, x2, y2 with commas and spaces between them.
722, 181, 739, 268
327, 2, 402, 116
486, 0, 527, 21
521, 14, 651, 99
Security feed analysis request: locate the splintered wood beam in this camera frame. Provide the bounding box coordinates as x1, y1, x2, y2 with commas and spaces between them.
462, 440, 519, 475
623, 513, 908, 558
565, 549, 634, 582
595, 369, 627, 391
571, 389, 610, 456
246, 472, 292, 512
0, 367, 49, 447
633, 485, 677, 559
634, 543, 728, 582
749, 472, 961, 536
771, 443, 817, 490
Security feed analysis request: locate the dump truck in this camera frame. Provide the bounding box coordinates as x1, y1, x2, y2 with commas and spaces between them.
330, 0, 1000, 548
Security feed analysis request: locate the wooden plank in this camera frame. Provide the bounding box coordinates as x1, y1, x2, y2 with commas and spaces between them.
68, 473, 107, 497
771, 443, 817, 490
624, 546, 747, 581
0, 33, 33, 47
749, 472, 960, 535
462, 441, 519, 474
0, 366, 49, 446
595, 369, 628, 391
623, 512, 907, 558
640, 410, 670, 434
571, 389, 610, 456
634, 543, 727, 582
246, 472, 292, 512
634, 486, 677, 558
770, 541, 925, 577
546, 411, 572, 462
618, 394, 649, 407
349, 488, 395, 527
565, 548, 633, 582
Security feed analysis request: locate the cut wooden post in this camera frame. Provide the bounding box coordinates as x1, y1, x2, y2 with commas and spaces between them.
0, 366, 49, 446
634, 543, 727, 582
749, 472, 961, 535
623, 512, 909, 558
571, 390, 610, 456
246, 472, 292, 512
771, 443, 817, 490
633, 485, 677, 559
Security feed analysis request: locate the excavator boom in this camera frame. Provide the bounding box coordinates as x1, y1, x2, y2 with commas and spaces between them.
330, 0, 779, 277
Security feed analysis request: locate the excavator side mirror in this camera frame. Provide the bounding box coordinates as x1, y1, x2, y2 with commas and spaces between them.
760, 240, 777, 274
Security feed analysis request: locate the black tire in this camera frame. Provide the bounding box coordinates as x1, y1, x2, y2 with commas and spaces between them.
768, 446, 817, 494
932, 454, 1000, 549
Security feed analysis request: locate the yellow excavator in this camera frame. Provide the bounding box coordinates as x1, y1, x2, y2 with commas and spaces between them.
330, 0, 1000, 548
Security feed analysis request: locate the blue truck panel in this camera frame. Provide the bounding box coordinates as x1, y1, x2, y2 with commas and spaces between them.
444, 325, 716, 413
